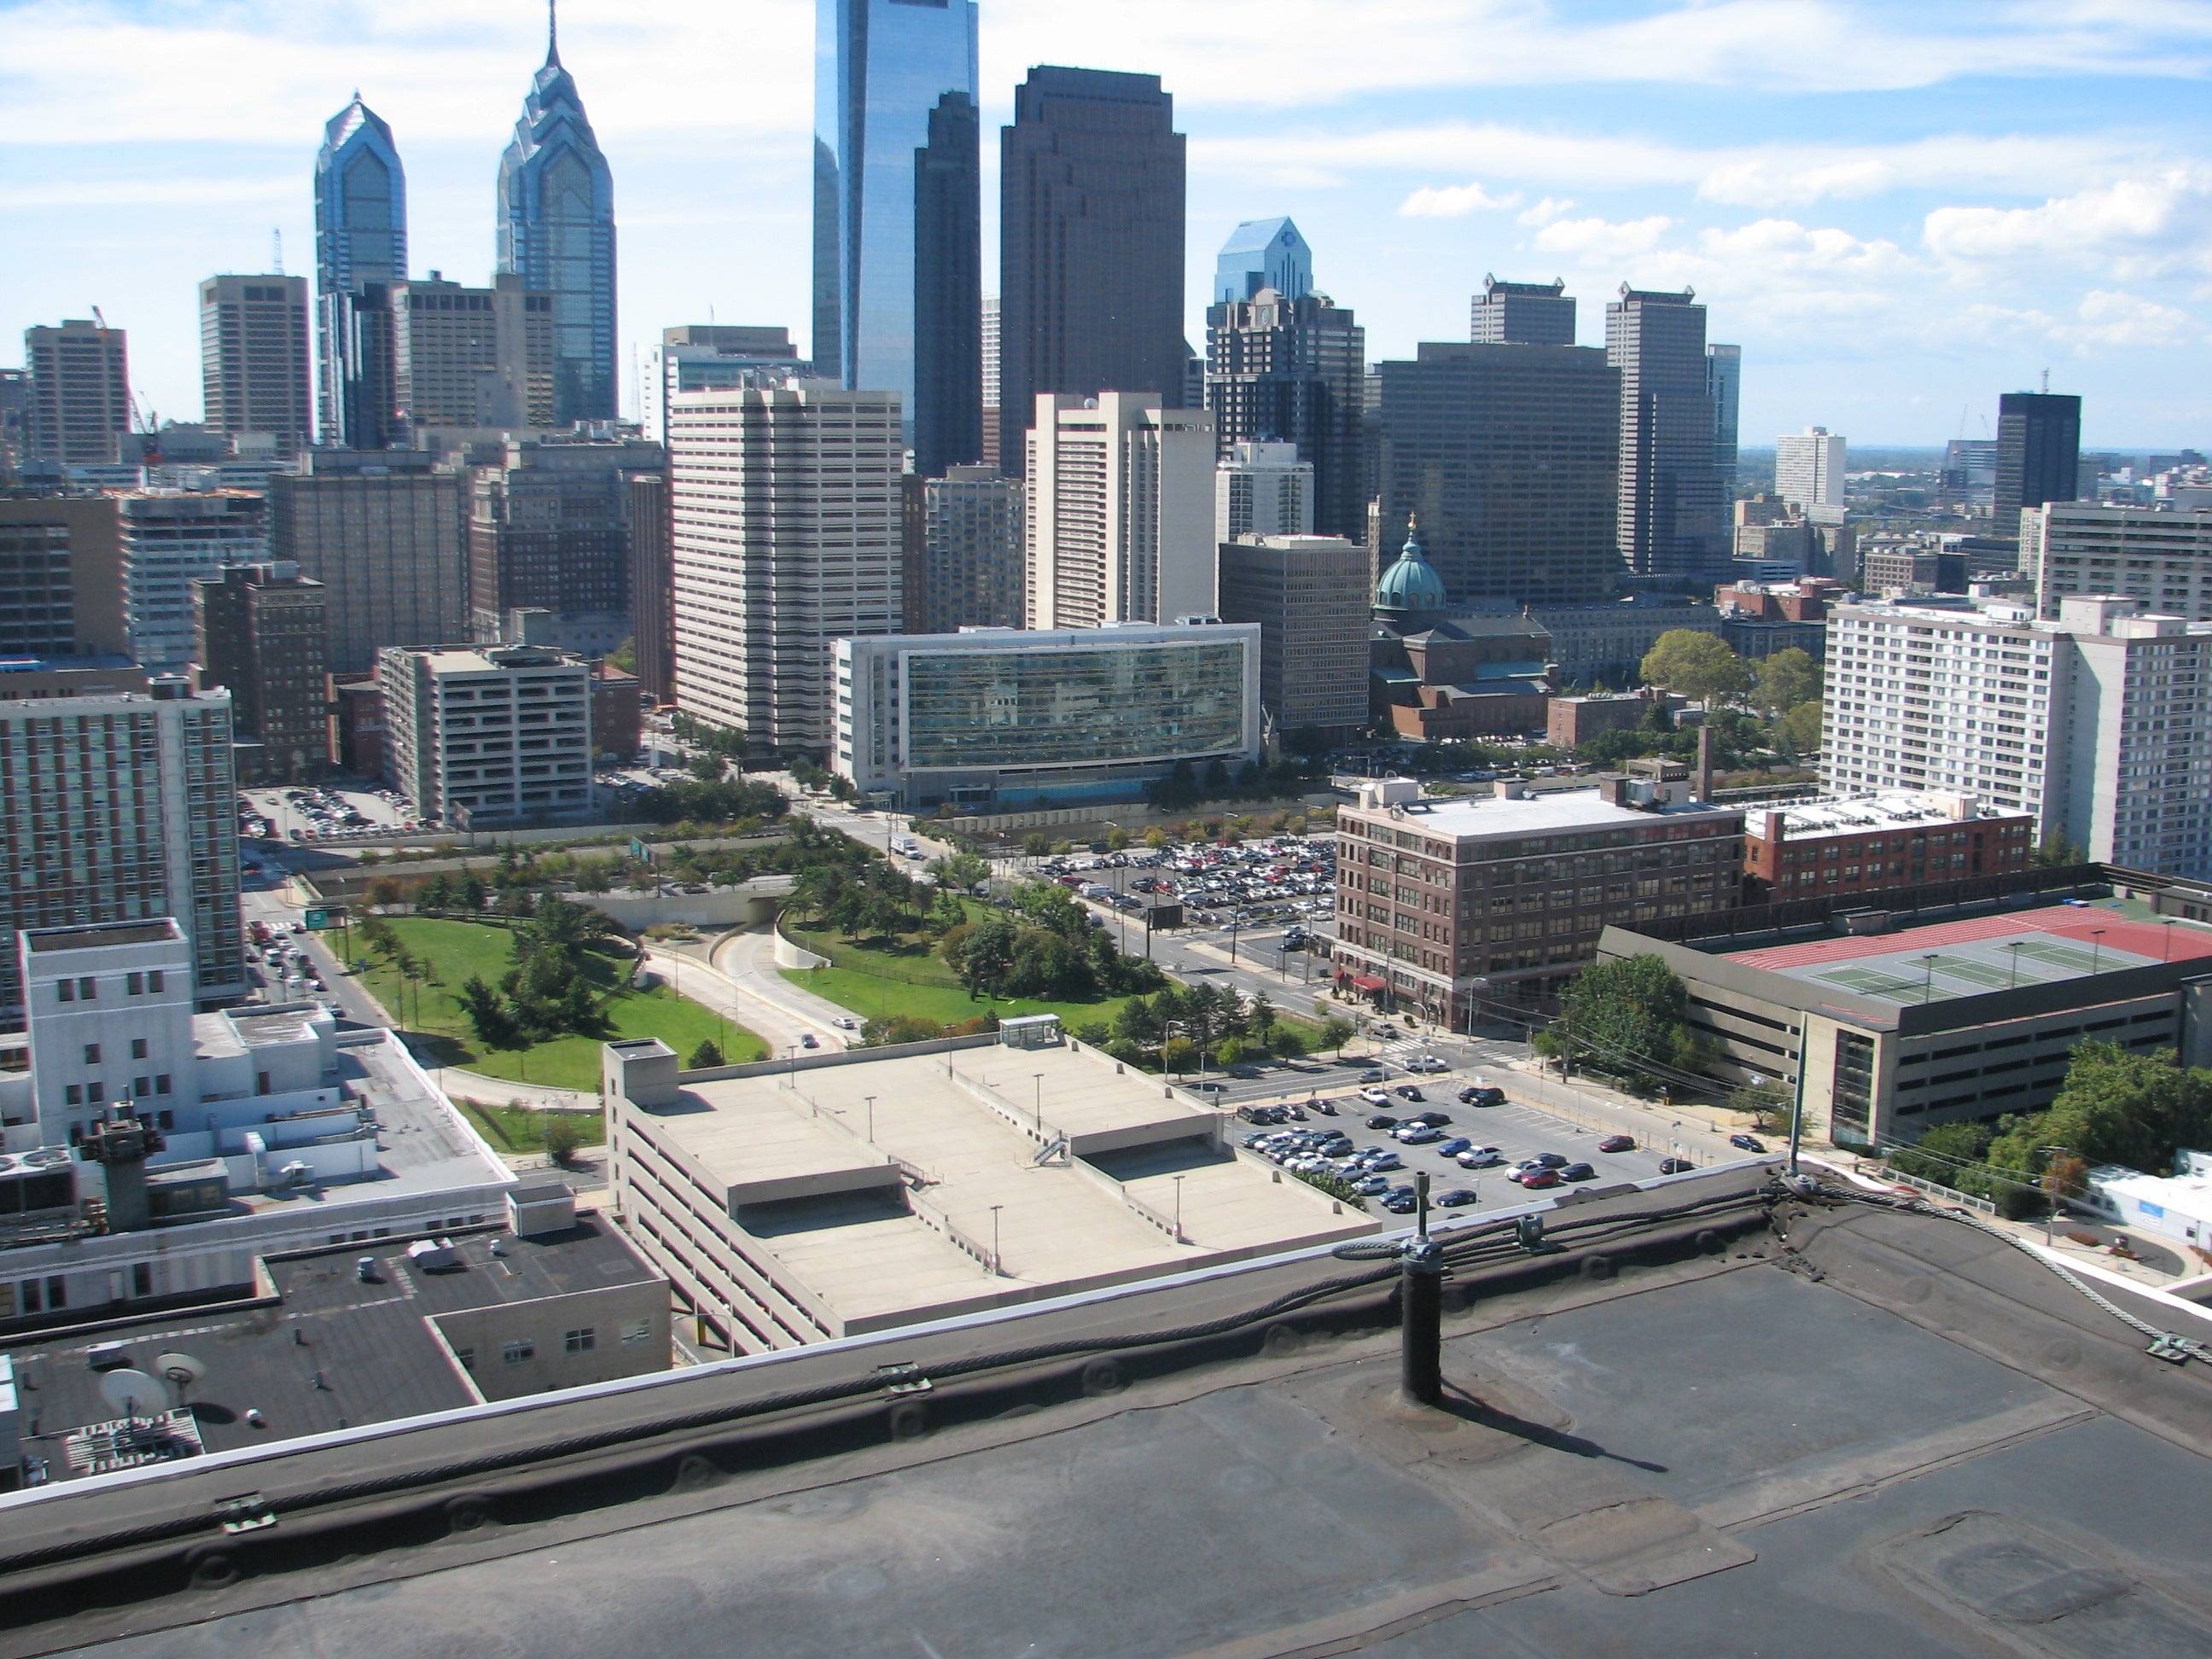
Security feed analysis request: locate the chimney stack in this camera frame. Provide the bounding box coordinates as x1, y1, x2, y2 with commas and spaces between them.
1696, 724, 1715, 802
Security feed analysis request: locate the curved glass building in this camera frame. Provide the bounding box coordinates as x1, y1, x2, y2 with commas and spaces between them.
314, 95, 407, 444
812, 0, 981, 472
497, 9, 617, 425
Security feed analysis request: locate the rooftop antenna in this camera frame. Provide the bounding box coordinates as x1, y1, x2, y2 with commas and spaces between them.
271, 228, 284, 275
545, 0, 560, 66
2041, 368, 2051, 394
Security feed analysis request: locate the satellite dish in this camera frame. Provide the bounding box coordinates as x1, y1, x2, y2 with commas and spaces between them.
154, 1351, 208, 1400
99, 1367, 172, 1419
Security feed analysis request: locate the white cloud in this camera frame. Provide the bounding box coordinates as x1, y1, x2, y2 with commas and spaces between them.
1531, 214, 1674, 262
1924, 172, 2212, 279
2068, 288, 2203, 349
1398, 181, 1522, 218
1517, 196, 1576, 226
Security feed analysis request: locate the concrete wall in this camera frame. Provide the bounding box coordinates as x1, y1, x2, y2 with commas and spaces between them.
428, 1271, 670, 1401
582, 883, 786, 931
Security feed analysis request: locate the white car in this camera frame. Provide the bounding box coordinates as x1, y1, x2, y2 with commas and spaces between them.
831, 1016, 859, 1030
1406, 1055, 1450, 1074
1358, 1087, 1392, 1108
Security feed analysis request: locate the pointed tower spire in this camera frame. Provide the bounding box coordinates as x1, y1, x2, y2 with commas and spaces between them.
545, 0, 560, 67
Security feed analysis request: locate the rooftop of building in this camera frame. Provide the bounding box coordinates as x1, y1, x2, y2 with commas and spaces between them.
22, 922, 181, 955
1342, 785, 1740, 841
1725, 905, 2212, 1006
1752, 791, 2032, 841
625, 1043, 1374, 1331
20, 1168, 2212, 1657
396, 644, 588, 676
4, 1210, 657, 1480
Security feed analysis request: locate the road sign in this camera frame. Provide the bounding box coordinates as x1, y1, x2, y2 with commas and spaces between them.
629, 838, 655, 866
302, 908, 329, 931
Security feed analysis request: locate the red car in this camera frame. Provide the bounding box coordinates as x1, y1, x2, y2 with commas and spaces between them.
1598, 1134, 1636, 1153
1517, 1167, 1563, 1190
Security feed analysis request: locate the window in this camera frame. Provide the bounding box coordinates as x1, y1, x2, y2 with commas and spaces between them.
82, 1044, 100, 1065
564, 1328, 596, 1354
131, 1262, 152, 1298
620, 1320, 652, 1347
454, 1348, 475, 1371
147, 970, 164, 993
78, 977, 96, 1000
64, 1085, 81, 1106
502, 1339, 534, 1365
56, 981, 73, 1004
154, 1074, 172, 1096
131, 1039, 148, 1060
126, 972, 143, 995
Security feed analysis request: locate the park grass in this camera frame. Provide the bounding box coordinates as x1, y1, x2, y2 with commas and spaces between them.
782, 963, 1139, 1033
354, 916, 765, 1091
457, 1100, 608, 1151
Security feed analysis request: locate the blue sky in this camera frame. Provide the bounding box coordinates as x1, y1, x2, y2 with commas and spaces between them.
6, 0, 2212, 448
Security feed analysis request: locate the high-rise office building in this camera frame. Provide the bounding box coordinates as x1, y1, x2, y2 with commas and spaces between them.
1470, 276, 1575, 346
379, 635, 596, 828
314, 93, 407, 446
326, 283, 398, 451
1994, 391, 2081, 541
998, 67, 1188, 476
119, 492, 270, 672
1824, 594, 2212, 876
980, 294, 1001, 469
641, 327, 806, 445
812, 0, 980, 470
1608, 288, 1728, 581
916, 467, 1024, 633
1205, 287, 1366, 540
627, 471, 673, 704
468, 435, 664, 655
1708, 343, 1741, 498
2023, 503, 2212, 622
1945, 438, 1999, 503
496, 12, 617, 425
1215, 533, 1369, 742
1775, 427, 1846, 522
1373, 341, 1622, 607
191, 562, 329, 783
1215, 218, 1311, 304
197, 276, 311, 457
0, 367, 27, 476
267, 450, 469, 674
390, 271, 555, 434
0, 498, 128, 659
668, 384, 903, 752
1216, 441, 1313, 544
0, 681, 243, 1022
24, 320, 131, 467
1025, 393, 1214, 629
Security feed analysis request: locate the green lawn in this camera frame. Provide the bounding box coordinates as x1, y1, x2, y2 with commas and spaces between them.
353, 916, 765, 1091
457, 1100, 608, 1151
782, 963, 1139, 1033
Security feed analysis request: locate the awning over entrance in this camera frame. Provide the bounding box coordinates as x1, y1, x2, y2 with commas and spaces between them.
1347, 975, 1388, 993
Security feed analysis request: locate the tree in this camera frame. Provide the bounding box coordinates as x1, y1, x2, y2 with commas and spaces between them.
1318, 1015, 1356, 1057
1161, 1036, 1198, 1074
457, 975, 518, 1048
1778, 701, 1825, 755
543, 1113, 584, 1167
1270, 1026, 1307, 1059
1753, 648, 1823, 716
1548, 954, 1704, 1091
364, 875, 405, 910
1021, 832, 1052, 858
687, 1039, 725, 1069
2034, 831, 2085, 867
1987, 1042, 2212, 1179
1639, 631, 1754, 707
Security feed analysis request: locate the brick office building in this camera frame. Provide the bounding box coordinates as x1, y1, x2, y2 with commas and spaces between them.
1743, 792, 2036, 904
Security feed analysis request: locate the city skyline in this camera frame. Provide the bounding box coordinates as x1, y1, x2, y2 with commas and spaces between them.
6, 1, 2212, 445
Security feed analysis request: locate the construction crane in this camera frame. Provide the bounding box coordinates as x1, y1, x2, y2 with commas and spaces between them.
87, 306, 158, 447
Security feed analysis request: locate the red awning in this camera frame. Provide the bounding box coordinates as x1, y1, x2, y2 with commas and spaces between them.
1348, 975, 1388, 992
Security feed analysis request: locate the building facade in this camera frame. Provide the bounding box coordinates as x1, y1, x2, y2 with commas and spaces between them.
2024, 502, 2212, 623
626, 472, 672, 704
1215, 533, 1368, 743
1994, 391, 2081, 542
1608, 288, 1728, 580
378, 639, 594, 828
496, 19, 617, 425
23, 321, 131, 468
197, 275, 311, 457
998, 67, 1187, 477
668, 383, 904, 753
191, 562, 328, 784
1527, 597, 1723, 688
831, 621, 1260, 811
0, 368, 26, 476
1024, 393, 1215, 629
1214, 441, 1313, 544
0, 683, 243, 1022
642, 328, 805, 446
1775, 426, 1846, 521
467, 435, 663, 655
1215, 217, 1311, 305
314, 94, 407, 445
1742, 792, 2035, 903
913, 466, 1023, 634
391, 272, 554, 434
1205, 291, 1365, 540
268, 451, 469, 676
118, 492, 270, 673
1470, 276, 1575, 346
1332, 775, 1745, 1022
1372, 341, 1621, 608
0, 498, 127, 660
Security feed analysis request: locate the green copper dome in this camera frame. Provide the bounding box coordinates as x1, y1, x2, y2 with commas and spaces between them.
1375, 519, 1448, 613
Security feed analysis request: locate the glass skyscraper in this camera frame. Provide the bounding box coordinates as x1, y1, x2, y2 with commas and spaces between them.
313, 95, 406, 444
497, 10, 618, 426
812, 0, 981, 474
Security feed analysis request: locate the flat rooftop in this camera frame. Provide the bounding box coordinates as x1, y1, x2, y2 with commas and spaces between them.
1728, 905, 2212, 1006
1345, 787, 1738, 841
5, 1217, 657, 1478
634, 1044, 1375, 1331
22, 922, 180, 953
1755, 790, 2025, 840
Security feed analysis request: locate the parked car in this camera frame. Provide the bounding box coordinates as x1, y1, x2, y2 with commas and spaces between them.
1458, 1086, 1506, 1108
1435, 1188, 1480, 1208
1728, 1134, 1768, 1153
1458, 1146, 1505, 1169
1380, 1188, 1419, 1214
1558, 1162, 1596, 1182
1436, 1137, 1472, 1157
1533, 1152, 1569, 1168
1365, 1114, 1399, 1130
1358, 1069, 1388, 1084
1409, 1110, 1452, 1128
1359, 1089, 1392, 1107
1395, 1125, 1444, 1145
1351, 1174, 1390, 1196
1658, 1157, 1695, 1174
1598, 1134, 1636, 1154
1516, 1167, 1563, 1190
1393, 1086, 1424, 1103
1365, 1151, 1403, 1173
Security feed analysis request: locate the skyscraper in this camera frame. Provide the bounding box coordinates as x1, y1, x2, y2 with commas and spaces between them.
198, 275, 312, 457
0, 367, 27, 476
468, 435, 665, 655
668, 384, 904, 752
314, 94, 407, 446
390, 271, 555, 434
1470, 276, 1575, 346
1707, 343, 1741, 498
980, 294, 1002, 469
1373, 341, 1622, 607
812, 0, 981, 470
1206, 287, 1366, 540
917, 467, 1025, 633
1994, 391, 2081, 541
999, 67, 1188, 477
191, 562, 329, 784
1215, 218, 1311, 304
1025, 393, 1214, 629
642, 327, 806, 445
119, 492, 270, 672
1775, 427, 1846, 522
23, 319, 131, 467
497, 6, 617, 426
1608, 287, 1728, 581
1215, 441, 1313, 544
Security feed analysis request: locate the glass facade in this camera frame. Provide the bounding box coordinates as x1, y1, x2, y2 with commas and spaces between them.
905, 641, 1247, 770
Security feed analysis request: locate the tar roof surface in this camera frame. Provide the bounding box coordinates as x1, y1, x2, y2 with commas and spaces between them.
1730, 905, 2212, 1005
35, 1186, 2212, 1659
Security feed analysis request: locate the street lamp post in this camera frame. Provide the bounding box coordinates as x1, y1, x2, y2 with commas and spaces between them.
2090, 928, 2107, 975
864, 1094, 876, 1144
1033, 1072, 1044, 1134
2007, 941, 2025, 989
1173, 1173, 1185, 1243
1922, 953, 1941, 1004
990, 1203, 1004, 1275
